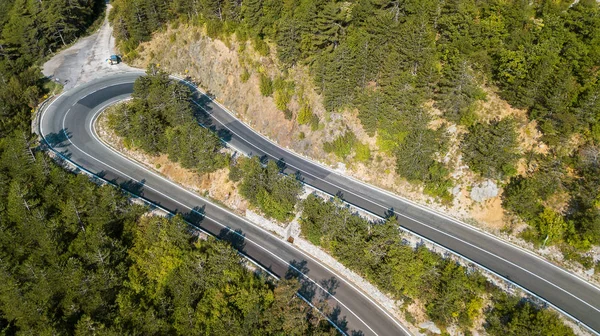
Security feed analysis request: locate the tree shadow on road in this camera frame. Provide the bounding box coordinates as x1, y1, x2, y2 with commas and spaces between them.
286, 259, 317, 302
320, 276, 339, 300
191, 93, 233, 143
327, 305, 350, 334
119, 178, 146, 197
184, 205, 206, 225
218, 227, 246, 252
43, 129, 72, 148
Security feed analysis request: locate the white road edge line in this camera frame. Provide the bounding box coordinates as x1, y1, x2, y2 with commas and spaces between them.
85, 101, 379, 335
41, 99, 346, 336
41, 88, 412, 335
86, 88, 410, 335
181, 78, 600, 334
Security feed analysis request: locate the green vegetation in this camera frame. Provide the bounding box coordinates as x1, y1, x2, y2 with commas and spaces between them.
259, 73, 273, 97
0, 0, 105, 138
119, 216, 334, 335
486, 293, 575, 336
354, 142, 371, 162
503, 148, 600, 249
462, 118, 520, 180
298, 104, 314, 125
273, 76, 295, 116
310, 114, 321, 131
300, 195, 574, 334
323, 131, 357, 159
108, 0, 600, 251
240, 68, 251, 82
108, 65, 228, 174
230, 157, 302, 222
323, 130, 371, 162
0, 138, 334, 334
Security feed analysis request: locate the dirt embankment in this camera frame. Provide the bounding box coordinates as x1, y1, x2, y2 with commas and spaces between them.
96, 105, 248, 213
129, 24, 600, 282
129, 26, 512, 225
132, 25, 445, 210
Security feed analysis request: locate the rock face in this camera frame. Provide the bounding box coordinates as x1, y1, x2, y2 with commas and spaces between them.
418, 321, 441, 334
470, 180, 499, 202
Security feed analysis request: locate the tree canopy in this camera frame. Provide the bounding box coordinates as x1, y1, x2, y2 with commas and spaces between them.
0, 5, 334, 333
0, 137, 335, 334
108, 65, 228, 174
231, 156, 303, 222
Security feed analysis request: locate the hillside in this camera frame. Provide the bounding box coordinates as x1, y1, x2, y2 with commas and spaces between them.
109, 0, 600, 275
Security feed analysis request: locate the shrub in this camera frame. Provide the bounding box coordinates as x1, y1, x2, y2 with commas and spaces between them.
237, 158, 302, 222
354, 142, 371, 162
297, 104, 313, 125
310, 115, 320, 131
462, 118, 520, 180
240, 68, 251, 83
273, 77, 294, 111
259, 74, 273, 97
252, 37, 269, 56
324, 131, 357, 159
274, 89, 292, 111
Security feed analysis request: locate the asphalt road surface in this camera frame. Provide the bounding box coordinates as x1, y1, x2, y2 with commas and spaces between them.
40, 73, 600, 335
40, 73, 411, 335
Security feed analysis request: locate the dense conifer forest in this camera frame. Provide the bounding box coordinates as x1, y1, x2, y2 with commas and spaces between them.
110, 0, 600, 252
0, 0, 594, 334
0, 1, 335, 334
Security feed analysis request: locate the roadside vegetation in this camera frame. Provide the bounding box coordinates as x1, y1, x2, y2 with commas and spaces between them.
229, 156, 303, 222
300, 195, 574, 335
0, 138, 334, 334
109, 68, 304, 222
108, 65, 228, 173
108, 0, 600, 259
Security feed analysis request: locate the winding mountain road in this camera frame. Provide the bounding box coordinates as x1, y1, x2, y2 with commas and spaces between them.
40, 72, 600, 335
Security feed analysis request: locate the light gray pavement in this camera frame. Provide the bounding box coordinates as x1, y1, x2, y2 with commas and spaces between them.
42, 4, 136, 90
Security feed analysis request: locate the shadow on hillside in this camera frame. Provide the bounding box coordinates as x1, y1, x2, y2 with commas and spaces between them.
191, 94, 234, 144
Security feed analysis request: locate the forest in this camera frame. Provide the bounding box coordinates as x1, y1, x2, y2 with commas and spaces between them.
109, 67, 304, 223
230, 156, 303, 222
0, 138, 335, 334
107, 65, 228, 173
108, 0, 600, 252
0, 1, 335, 334
0, 0, 590, 333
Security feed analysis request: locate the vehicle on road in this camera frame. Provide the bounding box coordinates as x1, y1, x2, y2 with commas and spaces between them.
107, 54, 121, 65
